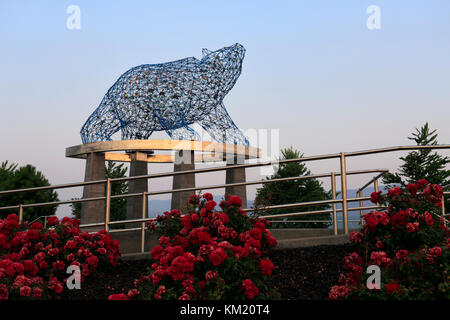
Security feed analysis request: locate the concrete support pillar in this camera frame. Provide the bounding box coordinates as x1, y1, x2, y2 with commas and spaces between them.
81, 152, 105, 229
225, 154, 247, 208
171, 150, 195, 213
126, 152, 148, 227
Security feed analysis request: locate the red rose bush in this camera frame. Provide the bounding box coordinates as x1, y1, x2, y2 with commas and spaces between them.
0, 214, 121, 299
111, 193, 279, 300
330, 180, 449, 300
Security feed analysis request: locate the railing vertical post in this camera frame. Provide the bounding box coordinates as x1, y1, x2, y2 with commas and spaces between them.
442, 195, 446, 227
44, 216, 48, 229
19, 204, 23, 224
141, 192, 147, 253
358, 191, 364, 226
331, 172, 338, 235
340, 152, 349, 234
105, 178, 111, 232
374, 178, 379, 208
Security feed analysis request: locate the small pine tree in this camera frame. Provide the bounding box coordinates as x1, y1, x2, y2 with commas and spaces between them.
382, 123, 450, 212
254, 147, 332, 228
383, 123, 450, 188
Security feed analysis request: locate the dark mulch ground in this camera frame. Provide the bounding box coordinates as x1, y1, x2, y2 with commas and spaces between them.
266, 244, 356, 300
60, 243, 356, 300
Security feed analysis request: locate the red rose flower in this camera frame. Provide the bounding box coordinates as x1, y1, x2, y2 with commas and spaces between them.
395, 250, 409, 262
197, 231, 212, 245
329, 285, 351, 300
208, 248, 228, 266
424, 212, 434, 226
250, 228, 262, 240
265, 234, 277, 247
385, 282, 399, 295
39, 261, 48, 270
108, 293, 129, 300
260, 259, 275, 276
191, 213, 199, 223
387, 186, 402, 198
65, 240, 77, 250
349, 231, 363, 243
86, 255, 99, 268
364, 214, 378, 231
205, 200, 217, 212
428, 246, 442, 258
178, 293, 190, 300
188, 194, 200, 205
0, 284, 8, 300
375, 240, 383, 249
47, 216, 59, 226
205, 270, 218, 281
61, 217, 72, 225
127, 289, 140, 299
406, 222, 419, 233
48, 277, 63, 294
26, 229, 40, 241
154, 285, 166, 300
151, 246, 164, 260
32, 288, 42, 298
52, 260, 65, 272
406, 183, 418, 196
416, 179, 429, 189
241, 279, 259, 299
370, 191, 382, 204
391, 210, 409, 227
370, 251, 391, 266
228, 195, 242, 207
254, 221, 266, 230
30, 222, 43, 230
19, 286, 31, 297
203, 193, 214, 201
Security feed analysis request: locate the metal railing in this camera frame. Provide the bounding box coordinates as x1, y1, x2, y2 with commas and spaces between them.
355, 171, 385, 226
1, 144, 450, 253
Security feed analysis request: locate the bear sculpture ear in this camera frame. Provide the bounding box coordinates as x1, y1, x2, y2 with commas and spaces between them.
202, 48, 212, 58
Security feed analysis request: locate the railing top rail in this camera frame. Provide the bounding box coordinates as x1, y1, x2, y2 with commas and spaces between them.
1, 143, 449, 200
0, 196, 106, 211
345, 144, 450, 157
0, 179, 107, 196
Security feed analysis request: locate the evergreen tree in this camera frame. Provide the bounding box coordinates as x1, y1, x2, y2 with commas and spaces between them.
383, 123, 450, 188
0, 161, 59, 221
71, 161, 128, 229
254, 147, 332, 228
382, 123, 450, 212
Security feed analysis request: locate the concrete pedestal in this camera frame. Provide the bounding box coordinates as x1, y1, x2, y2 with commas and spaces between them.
171, 150, 195, 212
225, 154, 247, 208
126, 152, 148, 227
81, 152, 105, 229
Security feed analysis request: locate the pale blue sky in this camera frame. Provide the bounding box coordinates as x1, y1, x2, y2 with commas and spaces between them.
1, 1, 450, 215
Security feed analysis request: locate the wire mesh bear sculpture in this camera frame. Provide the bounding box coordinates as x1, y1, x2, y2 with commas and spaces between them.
80, 43, 249, 146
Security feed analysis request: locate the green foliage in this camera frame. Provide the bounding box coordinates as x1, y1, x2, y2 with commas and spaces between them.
254, 147, 332, 228
383, 123, 450, 188
0, 161, 59, 222
330, 181, 449, 300
70, 161, 128, 228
